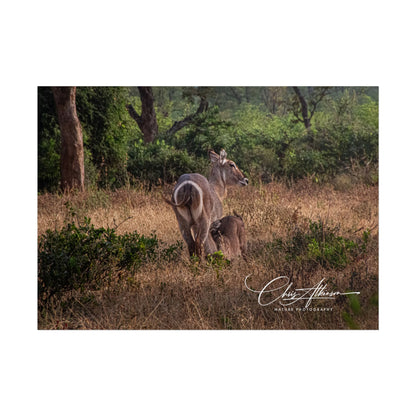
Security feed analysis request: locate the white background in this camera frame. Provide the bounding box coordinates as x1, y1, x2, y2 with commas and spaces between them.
1, 1, 415, 415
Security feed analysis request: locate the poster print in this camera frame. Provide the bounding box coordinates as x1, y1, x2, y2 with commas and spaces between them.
38, 87, 378, 329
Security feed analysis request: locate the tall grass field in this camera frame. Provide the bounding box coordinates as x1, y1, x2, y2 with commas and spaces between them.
38, 179, 378, 329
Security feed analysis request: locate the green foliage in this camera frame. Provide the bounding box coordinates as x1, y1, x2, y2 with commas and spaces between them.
228, 104, 306, 181
38, 87, 139, 191
370, 293, 378, 307
271, 220, 369, 270
348, 293, 361, 315
128, 139, 206, 185
169, 106, 234, 157
281, 144, 328, 180
206, 251, 231, 282
342, 292, 362, 329
38, 136, 61, 192
313, 91, 379, 175
38, 218, 183, 302
38, 87, 61, 192
306, 221, 360, 269
342, 312, 360, 329
207, 250, 226, 263
76, 87, 139, 188
38, 87, 378, 191
207, 251, 231, 268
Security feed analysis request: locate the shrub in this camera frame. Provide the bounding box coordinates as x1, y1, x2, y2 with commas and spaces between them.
229, 105, 306, 182
207, 251, 231, 282
38, 218, 183, 302
270, 220, 368, 270
169, 106, 235, 158
127, 139, 206, 185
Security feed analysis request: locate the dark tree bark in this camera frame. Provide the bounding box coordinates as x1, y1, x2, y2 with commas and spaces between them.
292, 87, 330, 131
52, 87, 85, 192
126, 87, 159, 143
292, 87, 311, 129
165, 96, 209, 137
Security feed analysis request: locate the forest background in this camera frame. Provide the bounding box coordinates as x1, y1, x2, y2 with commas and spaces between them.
38, 86, 378, 192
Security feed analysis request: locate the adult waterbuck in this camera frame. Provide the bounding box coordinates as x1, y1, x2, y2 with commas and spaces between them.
166, 149, 248, 257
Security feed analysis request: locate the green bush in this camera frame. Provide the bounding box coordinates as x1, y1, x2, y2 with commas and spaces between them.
128, 139, 207, 185
225, 95, 378, 182
170, 106, 235, 157
271, 220, 368, 270
314, 93, 378, 173
76, 87, 139, 188
229, 105, 305, 181
38, 218, 183, 302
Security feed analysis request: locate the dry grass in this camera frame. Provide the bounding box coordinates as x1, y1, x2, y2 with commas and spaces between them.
38, 179, 378, 330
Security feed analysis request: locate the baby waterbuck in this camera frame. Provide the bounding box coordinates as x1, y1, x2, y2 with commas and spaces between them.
210, 211, 247, 260
166, 149, 248, 257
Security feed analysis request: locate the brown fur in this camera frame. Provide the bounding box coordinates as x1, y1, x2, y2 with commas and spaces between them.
210, 211, 247, 260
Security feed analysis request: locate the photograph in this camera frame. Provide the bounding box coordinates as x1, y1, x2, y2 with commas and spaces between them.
37, 86, 379, 330
4, 1, 416, 414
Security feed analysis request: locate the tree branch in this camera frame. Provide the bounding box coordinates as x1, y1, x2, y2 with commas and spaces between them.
309, 87, 330, 119
126, 103, 142, 129
293, 87, 310, 129
165, 96, 209, 137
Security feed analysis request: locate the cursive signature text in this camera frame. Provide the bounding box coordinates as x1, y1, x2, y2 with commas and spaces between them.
244, 275, 360, 308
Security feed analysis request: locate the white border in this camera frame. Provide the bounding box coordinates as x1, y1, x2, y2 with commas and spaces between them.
2, 1, 416, 415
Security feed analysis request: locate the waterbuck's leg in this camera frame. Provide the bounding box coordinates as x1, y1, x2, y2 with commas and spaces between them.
240, 240, 248, 261
194, 235, 202, 258
174, 210, 196, 256
196, 217, 217, 257
240, 230, 248, 260
204, 233, 218, 256
180, 226, 196, 256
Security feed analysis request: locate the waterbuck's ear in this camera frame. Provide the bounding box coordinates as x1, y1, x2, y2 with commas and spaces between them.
210, 220, 221, 233
219, 149, 227, 165
209, 150, 219, 163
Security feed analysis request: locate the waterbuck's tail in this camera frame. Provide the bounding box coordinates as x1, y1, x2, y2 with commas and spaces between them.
163, 194, 191, 208
166, 180, 203, 223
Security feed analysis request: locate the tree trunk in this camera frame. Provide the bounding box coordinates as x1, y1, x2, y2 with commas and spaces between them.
126, 87, 158, 143
52, 87, 85, 192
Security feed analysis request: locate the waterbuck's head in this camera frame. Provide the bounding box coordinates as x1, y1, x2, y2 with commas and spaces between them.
209, 149, 248, 187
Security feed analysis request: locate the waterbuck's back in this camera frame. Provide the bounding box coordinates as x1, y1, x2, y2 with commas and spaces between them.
172, 173, 223, 223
